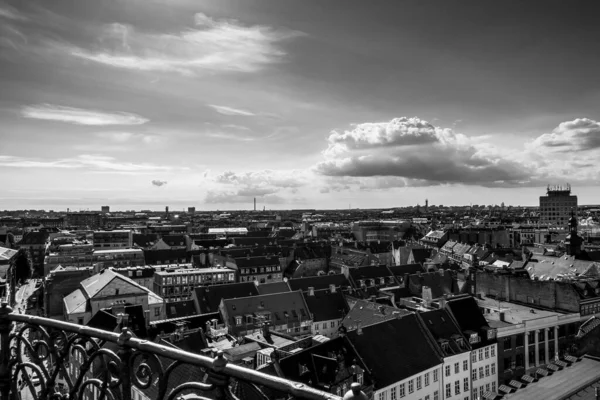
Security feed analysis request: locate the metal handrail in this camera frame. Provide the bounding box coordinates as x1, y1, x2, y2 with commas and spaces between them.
0, 304, 367, 400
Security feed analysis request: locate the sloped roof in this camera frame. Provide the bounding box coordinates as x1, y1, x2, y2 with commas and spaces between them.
410, 248, 433, 264
161, 235, 188, 247
420, 309, 471, 356
342, 298, 411, 329
194, 282, 259, 314
446, 296, 494, 349
63, 288, 88, 314
348, 265, 393, 281
304, 289, 349, 322
408, 270, 458, 298
165, 299, 197, 319
132, 233, 158, 248
0, 246, 18, 262
525, 254, 597, 280
287, 274, 351, 292
256, 281, 291, 295
389, 263, 424, 276
346, 314, 442, 389
79, 268, 155, 300
222, 291, 310, 327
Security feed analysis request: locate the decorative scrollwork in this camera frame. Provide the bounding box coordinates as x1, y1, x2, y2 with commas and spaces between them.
1, 311, 366, 400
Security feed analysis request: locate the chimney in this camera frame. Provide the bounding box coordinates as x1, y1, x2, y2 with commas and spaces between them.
262, 321, 271, 340
329, 284, 336, 293
357, 321, 363, 335
369, 295, 376, 303
308, 287, 315, 296
378, 305, 385, 315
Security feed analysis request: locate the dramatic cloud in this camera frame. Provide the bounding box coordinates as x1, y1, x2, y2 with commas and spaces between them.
316, 117, 531, 187
21, 104, 149, 126
529, 118, 600, 151
151, 180, 167, 187
0, 155, 174, 173
62, 14, 304, 75
208, 105, 255, 116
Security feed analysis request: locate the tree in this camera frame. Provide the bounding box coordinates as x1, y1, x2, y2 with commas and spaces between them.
13, 250, 32, 284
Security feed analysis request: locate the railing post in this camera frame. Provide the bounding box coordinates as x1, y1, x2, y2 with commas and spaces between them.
207, 350, 229, 400
343, 383, 368, 400
0, 303, 13, 400
117, 315, 133, 400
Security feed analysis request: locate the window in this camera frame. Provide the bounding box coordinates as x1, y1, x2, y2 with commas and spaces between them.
445, 365, 451, 377
479, 367, 483, 379
433, 369, 439, 382
473, 389, 477, 399
463, 377, 469, 392
115, 289, 119, 296
434, 391, 439, 400
417, 376, 422, 390
491, 346, 495, 357
463, 360, 468, 371
454, 362, 459, 374
399, 384, 405, 398
485, 365, 490, 377
390, 387, 397, 400
492, 382, 496, 392
486, 383, 490, 392
528, 331, 535, 343
480, 386, 484, 398
472, 352, 477, 363
472, 369, 477, 381
455, 380, 460, 395
331, 321, 335, 328
78, 318, 84, 325
485, 347, 489, 359
538, 330, 544, 342
478, 349, 483, 361
445, 383, 451, 398
378, 392, 386, 400
408, 380, 414, 393
154, 308, 160, 317
491, 363, 496, 375
424, 372, 429, 387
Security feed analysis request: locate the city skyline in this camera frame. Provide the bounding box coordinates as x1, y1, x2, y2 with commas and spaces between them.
1, 0, 600, 210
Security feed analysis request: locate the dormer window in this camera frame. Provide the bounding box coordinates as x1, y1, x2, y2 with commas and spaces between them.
380, 277, 385, 285
469, 333, 480, 344
235, 316, 242, 326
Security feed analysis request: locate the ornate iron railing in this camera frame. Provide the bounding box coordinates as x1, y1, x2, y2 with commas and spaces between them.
0, 303, 367, 400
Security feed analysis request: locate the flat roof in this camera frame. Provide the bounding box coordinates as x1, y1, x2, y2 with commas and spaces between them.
507, 357, 600, 400
477, 297, 568, 326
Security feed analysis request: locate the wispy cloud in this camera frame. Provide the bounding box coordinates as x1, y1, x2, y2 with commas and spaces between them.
0, 155, 175, 173
21, 104, 149, 126
61, 14, 304, 75
96, 131, 162, 144
0, 4, 27, 21
208, 105, 255, 116
206, 132, 255, 141
151, 180, 167, 187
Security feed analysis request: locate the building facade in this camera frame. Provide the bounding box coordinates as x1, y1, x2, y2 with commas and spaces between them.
93, 230, 133, 249
539, 185, 578, 228
153, 266, 236, 301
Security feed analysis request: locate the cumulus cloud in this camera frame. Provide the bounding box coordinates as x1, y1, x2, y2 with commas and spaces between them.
215, 170, 305, 188
151, 180, 167, 187
316, 117, 531, 187
61, 14, 304, 75
21, 104, 148, 126
528, 118, 600, 151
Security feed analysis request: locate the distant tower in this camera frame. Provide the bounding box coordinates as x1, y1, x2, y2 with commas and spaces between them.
101, 206, 110, 213
565, 209, 583, 257
539, 184, 577, 228
165, 206, 169, 218
254, 198, 256, 212
425, 199, 429, 212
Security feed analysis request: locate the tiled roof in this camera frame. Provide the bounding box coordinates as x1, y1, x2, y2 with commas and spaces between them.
346, 314, 443, 389
525, 254, 597, 280
63, 288, 88, 314
303, 289, 349, 322
161, 234, 188, 247
194, 282, 259, 314
348, 265, 393, 281
287, 274, 351, 292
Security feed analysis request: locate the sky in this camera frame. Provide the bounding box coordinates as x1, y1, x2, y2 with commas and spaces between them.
1, 0, 600, 211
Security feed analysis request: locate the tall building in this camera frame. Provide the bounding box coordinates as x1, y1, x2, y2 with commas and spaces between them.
101, 206, 110, 213
539, 184, 578, 228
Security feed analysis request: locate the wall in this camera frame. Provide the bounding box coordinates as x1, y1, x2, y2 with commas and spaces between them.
441, 352, 471, 400
374, 364, 443, 400
311, 318, 341, 338
471, 344, 498, 399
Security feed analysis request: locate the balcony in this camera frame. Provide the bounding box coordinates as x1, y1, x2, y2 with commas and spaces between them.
0, 303, 367, 400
